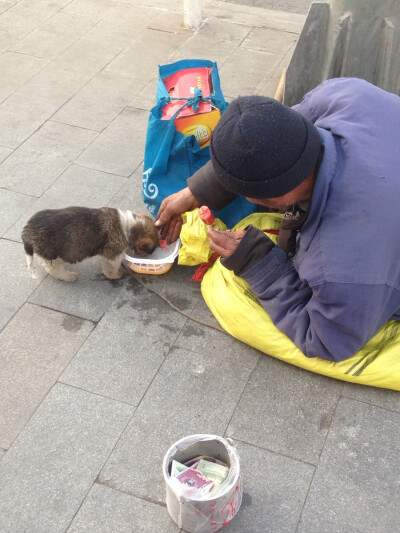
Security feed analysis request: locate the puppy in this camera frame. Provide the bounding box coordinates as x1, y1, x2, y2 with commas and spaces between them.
21, 206, 159, 281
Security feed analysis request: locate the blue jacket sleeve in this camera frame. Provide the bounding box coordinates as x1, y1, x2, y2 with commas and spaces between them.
242, 246, 400, 362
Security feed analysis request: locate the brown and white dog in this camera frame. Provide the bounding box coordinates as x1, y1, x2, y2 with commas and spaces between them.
21, 206, 159, 282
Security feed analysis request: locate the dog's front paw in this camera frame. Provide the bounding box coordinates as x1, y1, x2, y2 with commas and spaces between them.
105, 267, 124, 280
64, 271, 78, 282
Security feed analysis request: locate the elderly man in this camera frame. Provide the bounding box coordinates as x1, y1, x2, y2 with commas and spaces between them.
155, 78, 400, 362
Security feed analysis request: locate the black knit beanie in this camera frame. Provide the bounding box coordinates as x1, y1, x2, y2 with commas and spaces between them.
210, 95, 321, 198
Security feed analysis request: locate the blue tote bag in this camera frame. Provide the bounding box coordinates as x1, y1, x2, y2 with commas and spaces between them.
142, 59, 256, 228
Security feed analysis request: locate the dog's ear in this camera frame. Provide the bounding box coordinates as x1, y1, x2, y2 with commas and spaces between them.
137, 212, 160, 228
141, 216, 160, 242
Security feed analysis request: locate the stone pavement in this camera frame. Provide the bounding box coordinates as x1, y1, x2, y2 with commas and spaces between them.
0, 1, 399, 532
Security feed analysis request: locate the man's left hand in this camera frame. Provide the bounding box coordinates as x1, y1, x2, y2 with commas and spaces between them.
207, 227, 247, 257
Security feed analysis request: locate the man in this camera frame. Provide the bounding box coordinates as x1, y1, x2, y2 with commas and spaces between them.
155, 78, 400, 362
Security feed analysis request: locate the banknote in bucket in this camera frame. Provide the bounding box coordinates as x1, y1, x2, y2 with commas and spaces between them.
184, 455, 228, 468
171, 460, 188, 477
176, 467, 214, 497
195, 459, 229, 488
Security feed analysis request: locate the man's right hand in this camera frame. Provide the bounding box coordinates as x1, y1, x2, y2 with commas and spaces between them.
155, 187, 200, 243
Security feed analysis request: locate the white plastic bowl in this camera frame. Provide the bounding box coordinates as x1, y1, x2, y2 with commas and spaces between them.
124, 238, 181, 275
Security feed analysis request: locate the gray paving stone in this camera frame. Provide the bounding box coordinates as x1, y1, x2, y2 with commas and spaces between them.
0, 239, 46, 331
22, 38, 123, 110
105, 28, 187, 81
81, 4, 148, 48
0, 88, 70, 149
0, 145, 11, 162
190, 296, 225, 331
76, 107, 149, 176
4, 164, 126, 242
23, 39, 122, 111
228, 357, 343, 465
55, 35, 123, 78
0, 88, 64, 149
67, 483, 179, 533
175, 296, 261, 371
298, 398, 400, 532
241, 26, 298, 54
0, 382, 133, 533
220, 0, 311, 14
52, 70, 141, 132
172, 19, 252, 65
0, 121, 98, 196
206, 0, 306, 33
0, 39, 122, 149
0, 0, 71, 30
129, 77, 158, 112
60, 283, 188, 404
0, 302, 94, 449
341, 382, 400, 413
107, 171, 146, 213
259, 70, 285, 98
9, 12, 98, 59
84, 3, 190, 49
28, 256, 125, 322
0, 51, 48, 103
99, 346, 254, 502
0, 1, 19, 16
222, 440, 314, 533
0, 188, 35, 237
82, 3, 157, 48
62, 0, 116, 21
122, 263, 201, 314
148, 8, 193, 36
219, 47, 283, 98
113, 0, 180, 9
0, 449, 5, 461
0, 21, 30, 51
258, 45, 295, 97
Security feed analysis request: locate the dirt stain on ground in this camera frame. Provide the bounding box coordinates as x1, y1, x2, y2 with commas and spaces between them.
180, 325, 206, 338
241, 492, 253, 508
319, 413, 332, 431
61, 315, 85, 333
159, 323, 179, 333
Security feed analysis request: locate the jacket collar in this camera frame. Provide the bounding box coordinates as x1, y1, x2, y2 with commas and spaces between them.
299, 128, 338, 251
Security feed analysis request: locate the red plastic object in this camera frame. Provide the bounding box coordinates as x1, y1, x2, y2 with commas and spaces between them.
198, 206, 215, 225
162, 67, 212, 119
191, 252, 220, 282
261, 228, 280, 235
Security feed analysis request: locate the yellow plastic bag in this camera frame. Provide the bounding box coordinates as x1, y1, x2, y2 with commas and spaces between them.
178, 208, 227, 266
197, 212, 400, 390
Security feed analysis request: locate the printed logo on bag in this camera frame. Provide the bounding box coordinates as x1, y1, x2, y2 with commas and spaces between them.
182, 124, 212, 147
142, 167, 158, 207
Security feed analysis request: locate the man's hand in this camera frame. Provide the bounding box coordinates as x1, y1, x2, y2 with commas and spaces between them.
207, 227, 247, 257
155, 187, 200, 243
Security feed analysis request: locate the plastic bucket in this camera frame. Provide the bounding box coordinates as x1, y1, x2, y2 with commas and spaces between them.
162, 434, 242, 533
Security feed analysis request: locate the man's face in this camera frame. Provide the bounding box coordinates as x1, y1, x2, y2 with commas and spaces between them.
246, 171, 316, 210
245, 195, 296, 210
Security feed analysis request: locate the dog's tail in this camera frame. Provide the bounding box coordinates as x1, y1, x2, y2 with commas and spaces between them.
22, 229, 34, 269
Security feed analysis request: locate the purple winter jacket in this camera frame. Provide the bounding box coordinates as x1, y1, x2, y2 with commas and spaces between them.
188, 78, 400, 362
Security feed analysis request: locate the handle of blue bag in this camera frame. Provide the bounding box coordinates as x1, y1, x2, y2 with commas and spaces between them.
153, 88, 225, 120
152, 89, 226, 175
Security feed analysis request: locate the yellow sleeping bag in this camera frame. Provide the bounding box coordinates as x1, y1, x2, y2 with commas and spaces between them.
179, 210, 400, 391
